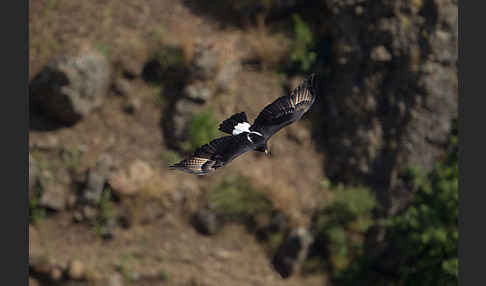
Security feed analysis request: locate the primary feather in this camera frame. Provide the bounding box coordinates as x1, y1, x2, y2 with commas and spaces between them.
250, 73, 318, 139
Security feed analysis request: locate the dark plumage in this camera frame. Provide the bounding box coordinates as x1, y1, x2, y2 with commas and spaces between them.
169, 73, 318, 175
218, 112, 248, 135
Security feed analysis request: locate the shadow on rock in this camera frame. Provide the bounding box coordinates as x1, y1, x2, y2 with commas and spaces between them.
29, 46, 111, 131
307, 0, 458, 217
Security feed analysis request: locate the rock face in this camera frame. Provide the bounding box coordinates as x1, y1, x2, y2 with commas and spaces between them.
30, 46, 111, 125
272, 228, 313, 278
314, 0, 458, 215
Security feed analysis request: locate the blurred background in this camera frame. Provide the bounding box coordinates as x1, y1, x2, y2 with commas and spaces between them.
29, 0, 458, 285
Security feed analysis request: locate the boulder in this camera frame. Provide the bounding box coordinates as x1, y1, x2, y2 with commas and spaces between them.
108, 160, 154, 197
67, 259, 85, 280
370, 45, 392, 62
39, 182, 67, 211
191, 46, 220, 80
183, 81, 213, 103
214, 61, 239, 93
192, 208, 222, 235
82, 154, 113, 204
38, 167, 71, 211
112, 78, 132, 97
29, 254, 56, 276
107, 273, 124, 286
163, 99, 202, 148
272, 228, 313, 278
30, 46, 111, 125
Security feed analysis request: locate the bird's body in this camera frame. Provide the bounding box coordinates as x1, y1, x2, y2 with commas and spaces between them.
169, 73, 319, 175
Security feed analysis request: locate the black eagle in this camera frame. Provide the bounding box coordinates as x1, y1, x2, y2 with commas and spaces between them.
169, 73, 319, 175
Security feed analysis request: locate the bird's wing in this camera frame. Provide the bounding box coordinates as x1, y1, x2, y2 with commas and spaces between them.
250, 74, 318, 138
169, 134, 253, 175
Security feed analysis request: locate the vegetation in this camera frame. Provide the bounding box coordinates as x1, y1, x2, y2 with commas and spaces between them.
143, 45, 188, 85
245, 15, 289, 70
29, 188, 46, 225
29, 1, 457, 284
309, 186, 377, 277
307, 118, 457, 284
154, 46, 186, 73
95, 42, 111, 60
115, 252, 138, 283
336, 120, 458, 285
94, 188, 115, 237
289, 14, 317, 72
160, 150, 182, 165
59, 146, 83, 173
208, 175, 273, 224
185, 109, 220, 153
306, 121, 458, 285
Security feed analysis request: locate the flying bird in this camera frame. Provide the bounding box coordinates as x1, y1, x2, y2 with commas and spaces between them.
169, 73, 318, 175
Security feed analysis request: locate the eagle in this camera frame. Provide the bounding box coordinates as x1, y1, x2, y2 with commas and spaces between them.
169, 73, 318, 175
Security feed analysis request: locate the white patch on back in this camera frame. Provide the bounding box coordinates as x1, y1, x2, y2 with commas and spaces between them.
232, 122, 251, 135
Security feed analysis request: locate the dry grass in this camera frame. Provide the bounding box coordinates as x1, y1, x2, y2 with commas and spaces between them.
29, 1, 327, 284
244, 14, 289, 70
151, 19, 198, 66
263, 181, 308, 228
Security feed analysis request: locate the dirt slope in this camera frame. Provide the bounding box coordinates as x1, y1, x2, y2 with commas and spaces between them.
29, 0, 327, 285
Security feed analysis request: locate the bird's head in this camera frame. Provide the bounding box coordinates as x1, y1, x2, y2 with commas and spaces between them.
255, 144, 269, 155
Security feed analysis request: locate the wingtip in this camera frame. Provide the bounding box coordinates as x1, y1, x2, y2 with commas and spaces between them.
307, 73, 319, 95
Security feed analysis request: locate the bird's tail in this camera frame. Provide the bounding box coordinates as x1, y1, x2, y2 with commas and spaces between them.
219, 112, 249, 135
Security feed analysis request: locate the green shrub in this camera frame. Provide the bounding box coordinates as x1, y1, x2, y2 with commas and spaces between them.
144, 45, 188, 85
97, 188, 114, 225
94, 188, 115, 237
160, 150, 182, 165
29, 160, 46, 225
338, 119, 458, 286
154, 46, 185, 72
208, 175, 272, 223
29, 189, 46, 225
384, 128, 458, 285
311, 186, 377, 275
289, 14, 316, 72
186, 110, 219, 153
59, 146, 82, 173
